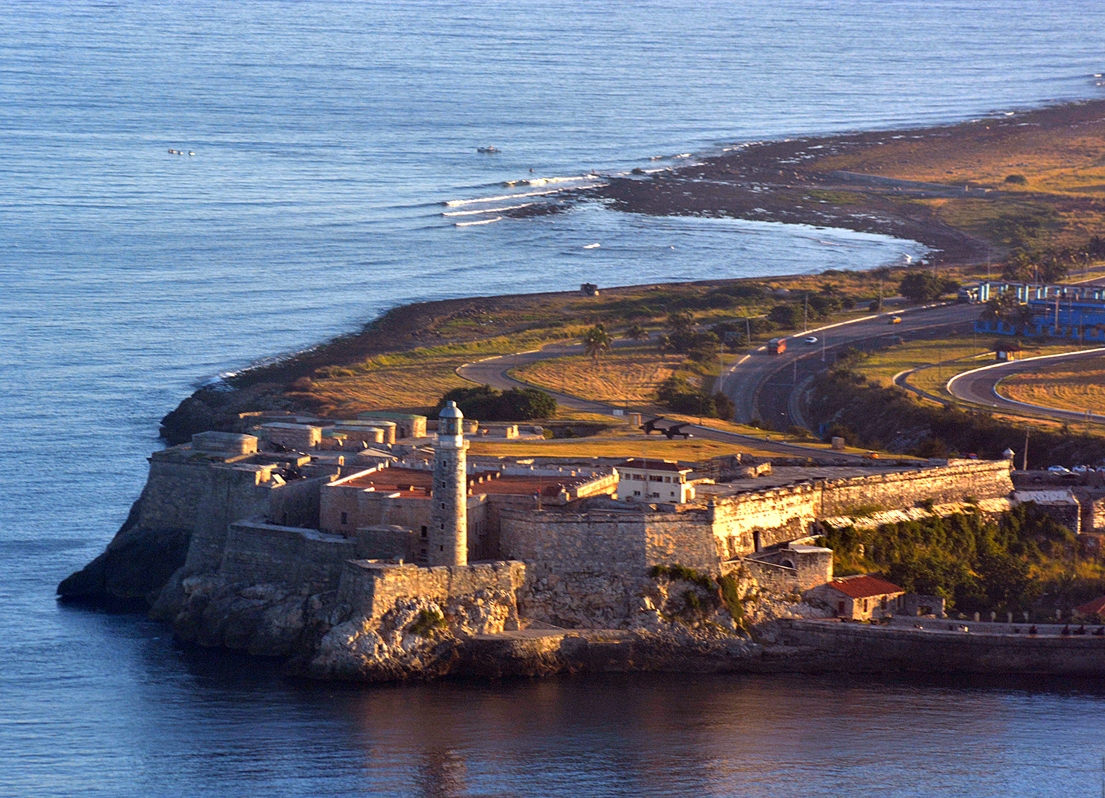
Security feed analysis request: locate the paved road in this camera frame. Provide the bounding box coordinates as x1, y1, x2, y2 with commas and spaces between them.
946, 348, 1105, 425
717, 303, 977, 430
456, 341, 867, 460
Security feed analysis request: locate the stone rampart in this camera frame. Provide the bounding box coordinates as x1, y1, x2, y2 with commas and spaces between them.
220, 519, 355, 594
709, 485, 821, 558
776, 618, 1105, 676
184, 463, 281, 574
818, 459, 1013, 517
336, 560, 526, 623
710, 460, 1014, 559
736, 560, 803, 595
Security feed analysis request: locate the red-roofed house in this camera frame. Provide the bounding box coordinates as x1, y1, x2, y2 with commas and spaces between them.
1075, 596, 1105, 619
809, 574, 905, 621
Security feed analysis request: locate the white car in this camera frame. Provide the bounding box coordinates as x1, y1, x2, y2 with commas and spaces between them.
803, 336, 818, 345
1047, 465, 1071, 475
1073, 465, 1092, 475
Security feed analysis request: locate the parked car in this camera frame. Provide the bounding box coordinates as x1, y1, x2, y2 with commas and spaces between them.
1047, 465, 1071, 475
1073, 465, 1092, 475
803, 336, 818, 344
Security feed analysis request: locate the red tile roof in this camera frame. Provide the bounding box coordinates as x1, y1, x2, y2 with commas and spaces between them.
825, 575, 904, 599
338, 467, 590, 498
1075, 596, 1105, 616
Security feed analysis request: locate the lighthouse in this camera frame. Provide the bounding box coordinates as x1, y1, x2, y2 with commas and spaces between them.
430, 401, 468, 566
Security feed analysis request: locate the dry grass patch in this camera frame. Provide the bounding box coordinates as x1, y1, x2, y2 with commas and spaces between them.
512, 346, 685, 404
292, 330, 578, 417
998, 356, 1105, 416
467, 425, 783, 460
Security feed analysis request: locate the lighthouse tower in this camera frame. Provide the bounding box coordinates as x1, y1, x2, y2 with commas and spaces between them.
430, 401, 468, 566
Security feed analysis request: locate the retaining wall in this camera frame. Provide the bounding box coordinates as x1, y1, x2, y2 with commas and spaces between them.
337, 560, 526, 622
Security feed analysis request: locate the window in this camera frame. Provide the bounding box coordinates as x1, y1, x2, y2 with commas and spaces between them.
633, 490, 641, 497
441, 502, 446, 509
863, 599, 869, 613
880, 597, 888, 610
340, 512, 348, 525
421, 526, 428, 539
664, 476, 671, 483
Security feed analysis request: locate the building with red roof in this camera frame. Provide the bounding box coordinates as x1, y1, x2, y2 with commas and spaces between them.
1075, 596, 1105, 619
809, 574, 906, 621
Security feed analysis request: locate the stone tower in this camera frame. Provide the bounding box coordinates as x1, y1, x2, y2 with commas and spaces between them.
430, 401, 468, 566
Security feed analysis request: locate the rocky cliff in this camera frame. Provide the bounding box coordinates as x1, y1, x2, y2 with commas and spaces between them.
57, 496, 191, 606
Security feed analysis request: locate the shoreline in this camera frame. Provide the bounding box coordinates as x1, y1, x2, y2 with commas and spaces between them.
532, 98, 1105, 266
183, 99, 1105, 429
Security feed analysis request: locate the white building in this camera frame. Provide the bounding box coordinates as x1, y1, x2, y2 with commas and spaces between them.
615, 458, 695, 504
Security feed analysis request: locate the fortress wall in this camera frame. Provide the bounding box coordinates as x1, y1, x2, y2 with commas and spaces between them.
337, 560, 526, 623
319, 485, 362, 534
267, 475, 330, 529
183, 465, 279, 574
710, 486, 822, 558
819, 460, 1013, 517
499, 510, 650, 574
644, 514, 719, 574
138, 457, 212, 532
220, 519, 355, 594
737, 560, 803, 595
778, 619, 1105, 676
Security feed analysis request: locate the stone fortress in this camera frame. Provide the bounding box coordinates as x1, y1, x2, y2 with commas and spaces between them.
62, 396, 1065, 680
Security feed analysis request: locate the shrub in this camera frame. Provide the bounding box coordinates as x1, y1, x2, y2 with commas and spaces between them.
899, 271, 959, 303
1004, 174, 1028, 185
409, 607, 447, 637
718, 574, 745, 629
434, 385, 556, 421
768, 303, 801, 327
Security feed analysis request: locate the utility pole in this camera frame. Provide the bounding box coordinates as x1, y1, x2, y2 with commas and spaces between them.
803, 294, 809, 332
1022, 428, 1029, 471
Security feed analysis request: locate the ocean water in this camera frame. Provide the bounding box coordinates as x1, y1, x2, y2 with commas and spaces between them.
3, 1, 1105, 794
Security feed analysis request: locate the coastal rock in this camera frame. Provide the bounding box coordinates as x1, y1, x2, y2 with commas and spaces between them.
57, 498, 191, 606
159, 394, 220, 445
169, 576, 317, 657
305, 590, 521, 681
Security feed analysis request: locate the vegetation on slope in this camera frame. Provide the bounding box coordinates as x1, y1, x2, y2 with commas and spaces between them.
819, 506, 1105, 618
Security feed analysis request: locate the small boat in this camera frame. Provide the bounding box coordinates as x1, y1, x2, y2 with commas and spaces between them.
583, 243, 600, 250
477, 146, 500, 154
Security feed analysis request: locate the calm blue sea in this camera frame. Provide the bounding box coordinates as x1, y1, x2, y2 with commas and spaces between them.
2, 1, 1105, 794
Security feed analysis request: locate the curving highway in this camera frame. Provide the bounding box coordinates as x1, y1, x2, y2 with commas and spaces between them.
946, 348, 1105, 425
717, 303, 977, 430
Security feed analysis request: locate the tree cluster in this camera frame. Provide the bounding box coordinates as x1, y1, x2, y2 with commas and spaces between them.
433, 385, 556, 422
1000, 234, 1105, 283
899, 270, 960, 303
661, 311, 721, 364
819, 505, 1077, 615
656, 375, 734, 419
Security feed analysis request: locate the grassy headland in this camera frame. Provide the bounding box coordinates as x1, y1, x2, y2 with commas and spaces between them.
162, 101, 1105, 456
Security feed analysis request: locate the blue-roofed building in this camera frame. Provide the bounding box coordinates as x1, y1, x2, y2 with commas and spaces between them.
973, 282, 1105, 341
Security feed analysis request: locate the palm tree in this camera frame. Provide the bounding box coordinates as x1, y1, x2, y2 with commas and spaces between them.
582, 323, 612, 361
625, 323, 649, 341
983, 290, 1036, 335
